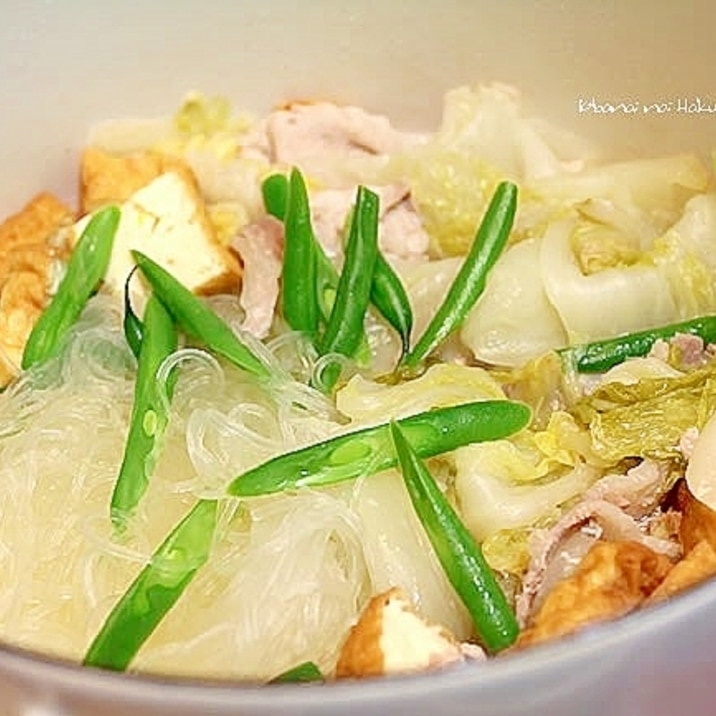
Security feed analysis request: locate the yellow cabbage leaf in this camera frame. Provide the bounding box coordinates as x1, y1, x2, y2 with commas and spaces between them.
578, 362, 716, 462
336, 363, 505, 424
391, 148, 504, 256
482, 528, 532, 575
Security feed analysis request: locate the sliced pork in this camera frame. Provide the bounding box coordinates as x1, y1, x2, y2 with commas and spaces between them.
516, 467, 681, 626
232, 216, 284, 339
267, 102, 422, 167
310, 184, 429, 260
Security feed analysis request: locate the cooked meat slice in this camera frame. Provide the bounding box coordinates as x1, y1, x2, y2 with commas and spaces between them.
267, 102, 418, 167
310, 184, 405, 256
517, 541, 672, 648
670, 333, 709, 369
310, 183, 428, 260
584, 458, 672, 518
516, 496, 681, 625
231, 216, 284, 339
378, 199, 431, 259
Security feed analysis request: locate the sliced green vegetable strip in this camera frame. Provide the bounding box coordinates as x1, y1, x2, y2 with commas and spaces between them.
319, 187, 379, 389
228, 400, 530, 496
22, 206, 120, 369
282, 168, 319, 338
262, 173, 289, 220
371, 250, 413, 357
122, 267, 144, 359
321, 186, 379, 356
315, 246, 341, 326
402, 182, 517, 368
263, 171, 373, 362
559, 314, 716, 373
262, 173, 339, 325
270, 661, 324, 684
131, 251, 270, 379
84, 499, 217, 671
111, 294, 178, 527
389, 421, 518, 653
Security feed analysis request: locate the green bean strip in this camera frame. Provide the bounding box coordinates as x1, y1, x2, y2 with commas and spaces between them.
131, 251, 270, 379
282, 169, 320, 338
122, 267, 144, 359
111, 295, 178, 528
22, 206, 120, 369
319, 186, 379, 389
262, 173, 289, 220
84, 499, 217, 671
389, 421, 518, 653
371, 250, 413, 358
402, 182, 517, 368
228, 400, 530, 496
558, 314, 716, 373
315, 246, 341, 326
263, 173, 374, 362
262, 173, 341, 326
270, 661, 324, 684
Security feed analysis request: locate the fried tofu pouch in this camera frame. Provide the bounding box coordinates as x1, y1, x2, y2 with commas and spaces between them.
647, 481, 716, 602
517, 541, 672, 648
648, 540, 716, 603
677, 480, 716, 554
0, 148, 242, 388
0, 193, 73, 386
80, 147, 197, 214
519, 485, 716, 649
77, 148, 242, 300
336, 588, 480, 678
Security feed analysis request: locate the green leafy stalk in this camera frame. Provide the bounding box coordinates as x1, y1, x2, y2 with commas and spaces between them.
314, 246, 341, 327
559, 314, 716, 373
111, 294, 178, 528
270, 661, 324, 684
402, 181, 517, 368
122, 267, 144, 359
282, 169, 320, 338
22, 206, 120, 369
390, 421, 518, 653
263, 172, 373, 363
131, 251, 270, 378
371, 250, 413, 359
319, 186, 380, 390
84, 499, 218, 671
262, 173, 289, 220
228, 400, 530, 497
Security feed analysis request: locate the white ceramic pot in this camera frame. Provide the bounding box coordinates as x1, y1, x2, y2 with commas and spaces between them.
1, 2, 714, 715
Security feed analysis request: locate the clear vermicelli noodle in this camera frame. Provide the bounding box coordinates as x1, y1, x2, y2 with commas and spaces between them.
0, 293, 470, 677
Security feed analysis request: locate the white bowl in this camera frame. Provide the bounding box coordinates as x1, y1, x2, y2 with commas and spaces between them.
1, 2, 715, 715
